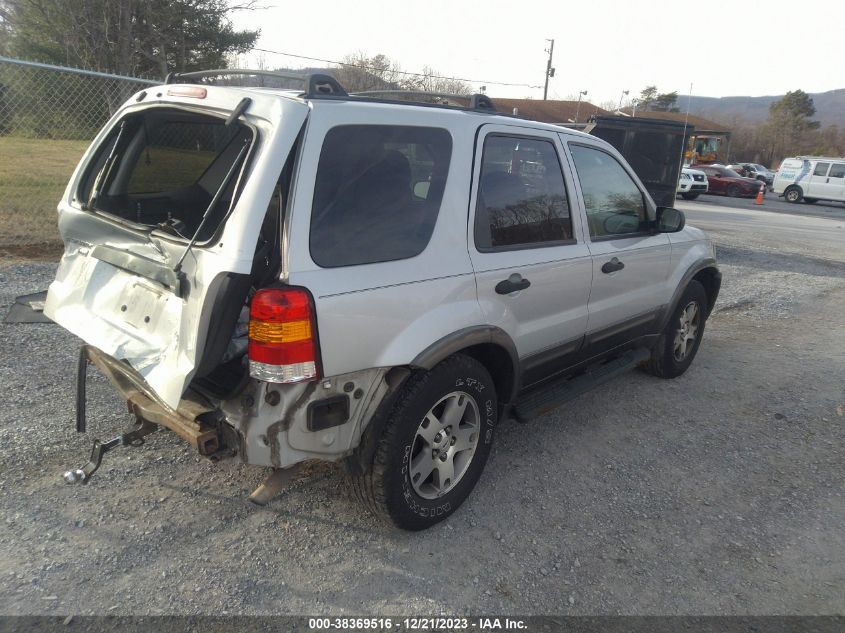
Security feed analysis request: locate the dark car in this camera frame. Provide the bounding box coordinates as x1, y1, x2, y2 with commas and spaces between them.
694, 165, 764, 197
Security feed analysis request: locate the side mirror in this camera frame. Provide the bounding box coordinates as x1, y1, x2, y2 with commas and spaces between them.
655, 207, 685, 233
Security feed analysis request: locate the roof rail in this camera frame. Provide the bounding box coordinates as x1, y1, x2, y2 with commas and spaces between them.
351, 90, 496, 112
164, 68, 348, 98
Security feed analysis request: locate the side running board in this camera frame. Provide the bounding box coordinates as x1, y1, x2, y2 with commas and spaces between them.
514, 348, 651, 421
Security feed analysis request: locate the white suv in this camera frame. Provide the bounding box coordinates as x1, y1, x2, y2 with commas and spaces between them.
677, 167, 709, 200
45, 71, 721, 530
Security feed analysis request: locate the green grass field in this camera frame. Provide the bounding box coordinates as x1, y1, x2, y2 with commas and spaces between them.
0, 136, 89, 252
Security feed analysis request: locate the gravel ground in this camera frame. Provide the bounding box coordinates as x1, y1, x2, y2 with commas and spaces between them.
1, 209, 843, 616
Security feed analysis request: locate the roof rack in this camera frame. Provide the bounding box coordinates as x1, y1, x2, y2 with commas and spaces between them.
351, 90, 496, 112
164, 68, 347, 98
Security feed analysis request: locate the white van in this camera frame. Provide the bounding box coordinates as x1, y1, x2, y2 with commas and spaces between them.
773, 156, 845, 204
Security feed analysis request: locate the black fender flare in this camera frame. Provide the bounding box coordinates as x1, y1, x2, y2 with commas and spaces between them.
411, 325, 520, 403
659, 258, 721, 331
346, 326, 520, 473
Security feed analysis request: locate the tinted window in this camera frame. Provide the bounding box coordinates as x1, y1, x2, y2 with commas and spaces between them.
310, 125, 452, 268
474, 135, 572, 249
813, 162, 830, 177
569, 144, 647, 238
828, 163, 845, 178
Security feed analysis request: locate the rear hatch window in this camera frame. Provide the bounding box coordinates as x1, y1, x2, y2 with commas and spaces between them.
78, 107, 253, 242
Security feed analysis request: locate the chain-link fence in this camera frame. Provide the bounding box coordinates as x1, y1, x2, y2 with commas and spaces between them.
0, 56, 156, 257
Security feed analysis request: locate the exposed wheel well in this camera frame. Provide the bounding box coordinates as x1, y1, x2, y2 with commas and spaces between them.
693, 267, 720, 317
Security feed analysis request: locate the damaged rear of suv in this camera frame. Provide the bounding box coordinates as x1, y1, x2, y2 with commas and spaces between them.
47, 70, 720, 531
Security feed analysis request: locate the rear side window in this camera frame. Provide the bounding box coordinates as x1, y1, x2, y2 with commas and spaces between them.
829, 163, 845, 179
474, 135, 572, 250
569, 144, 647, 239
309, 125, 452, 268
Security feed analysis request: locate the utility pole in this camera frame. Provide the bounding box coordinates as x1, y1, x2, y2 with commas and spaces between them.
543, 39, 555, 101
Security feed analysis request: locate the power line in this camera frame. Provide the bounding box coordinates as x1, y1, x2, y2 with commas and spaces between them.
252, 47, 543, 90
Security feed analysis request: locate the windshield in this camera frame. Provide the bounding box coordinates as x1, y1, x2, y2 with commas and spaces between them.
723, 168, 742, 178
79, 107, 253, 242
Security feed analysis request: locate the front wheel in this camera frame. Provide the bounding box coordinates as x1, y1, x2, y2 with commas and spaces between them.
681, 192, 699, 200
642, 280, 708, 379
726, 184, 741, 197
348, 354, 497, 530
784, 186, 803, 203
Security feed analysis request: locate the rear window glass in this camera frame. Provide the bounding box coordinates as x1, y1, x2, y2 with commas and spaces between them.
79, 108, 252, 242
309, 125, 452, 268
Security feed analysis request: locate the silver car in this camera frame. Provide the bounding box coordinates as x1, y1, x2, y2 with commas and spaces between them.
46, 71, 721, 530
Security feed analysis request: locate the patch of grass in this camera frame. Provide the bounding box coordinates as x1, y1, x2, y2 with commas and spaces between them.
0, 136, 89, 249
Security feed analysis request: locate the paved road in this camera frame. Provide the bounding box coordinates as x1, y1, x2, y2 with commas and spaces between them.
680, 191, 845, 222
678, 198, 845, 263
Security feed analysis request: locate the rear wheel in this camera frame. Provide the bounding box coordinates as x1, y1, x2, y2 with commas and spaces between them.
348, 354, 497, 530
681, 192, 699, 200
784, 186, 803, 203
642, 281, 708, 379
726, 184, 741, 197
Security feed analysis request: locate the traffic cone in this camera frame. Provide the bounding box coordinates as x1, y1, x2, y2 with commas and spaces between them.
754, 184, 764, 205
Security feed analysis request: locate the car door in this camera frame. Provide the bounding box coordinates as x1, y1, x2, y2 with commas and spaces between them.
805, 161, 831, 199
701, 166, 724, 194
807, 161, 845, 201
468, 124, 592, 387
563, 138, 671, 356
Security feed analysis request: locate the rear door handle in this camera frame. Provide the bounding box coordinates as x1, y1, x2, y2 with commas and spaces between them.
601, 257, 625, 274
495, 274, 531, 295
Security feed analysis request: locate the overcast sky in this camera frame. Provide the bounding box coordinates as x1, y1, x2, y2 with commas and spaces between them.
232, 0, 843, 105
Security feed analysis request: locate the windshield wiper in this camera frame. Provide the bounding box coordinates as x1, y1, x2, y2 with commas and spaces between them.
85, 120, 127, 211
173, 136, 251, 276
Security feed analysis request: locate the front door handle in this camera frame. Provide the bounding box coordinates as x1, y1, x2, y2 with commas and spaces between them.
495, 274, 531, 295
601, 257, 625, 274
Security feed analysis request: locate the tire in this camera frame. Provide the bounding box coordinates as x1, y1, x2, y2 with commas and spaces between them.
726, 184, 741, 197
784, 186, 803, 203
642, 280, 708, 379
348, 354, 497, 530
681, 193, 699, 200
803, 197, 818, 204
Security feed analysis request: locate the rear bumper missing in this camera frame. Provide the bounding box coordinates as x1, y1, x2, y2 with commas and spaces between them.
77, 344, 221, 455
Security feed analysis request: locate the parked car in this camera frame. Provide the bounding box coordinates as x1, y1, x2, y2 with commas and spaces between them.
774, 156, 845, 204
45, 71, 721, 530
728, 163, 775, 187
694, 164, 764, 197
677, 167, 709, 200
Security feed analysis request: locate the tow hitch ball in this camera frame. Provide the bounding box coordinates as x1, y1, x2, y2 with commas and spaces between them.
62, 419, 157, 484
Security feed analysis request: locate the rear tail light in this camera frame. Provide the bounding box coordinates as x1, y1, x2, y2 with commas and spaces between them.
248, 288, 320, 384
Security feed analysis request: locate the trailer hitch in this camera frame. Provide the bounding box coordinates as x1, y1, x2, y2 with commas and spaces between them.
62, 418, 157, 484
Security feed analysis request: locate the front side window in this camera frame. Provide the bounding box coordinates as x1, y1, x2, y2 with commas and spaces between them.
474, 135, 572, 250
309, 125, 452, 268
569, 144, 647, 239
828, 163, 845, 179
813, 162, 830, 177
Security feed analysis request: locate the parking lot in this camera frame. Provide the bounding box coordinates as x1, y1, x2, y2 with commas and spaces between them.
0, 197, 843, 616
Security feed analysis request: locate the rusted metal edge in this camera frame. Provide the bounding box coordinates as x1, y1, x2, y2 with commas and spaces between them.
81, 344, 220, 455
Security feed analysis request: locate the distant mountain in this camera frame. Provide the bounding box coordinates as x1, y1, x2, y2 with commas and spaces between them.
677, 89, 845, 128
